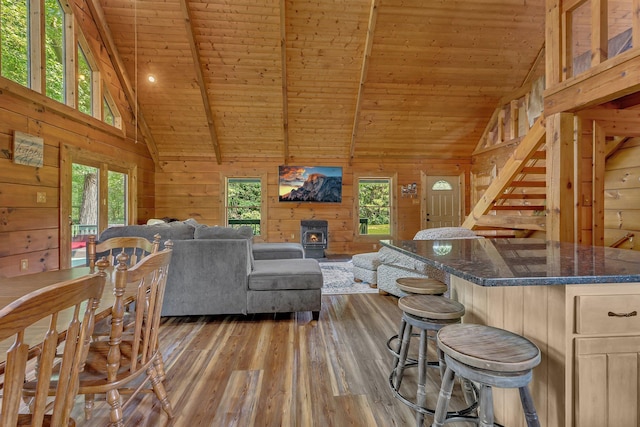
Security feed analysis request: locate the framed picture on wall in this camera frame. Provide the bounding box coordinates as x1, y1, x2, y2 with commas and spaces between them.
278, 166, 342, 203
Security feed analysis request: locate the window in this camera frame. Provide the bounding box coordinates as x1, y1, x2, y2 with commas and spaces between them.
107, 170, 128, 227
225, 177, 263, 236
1, 1, 121, 128
77, 44, 92, 115
358, 178, 392, 236
103, 97, 115, 126
102, 87, 122, 128
431, 180, 453, 191
45, 0, 65, 102
1, 0, 29, 87
62, 145, 137, 268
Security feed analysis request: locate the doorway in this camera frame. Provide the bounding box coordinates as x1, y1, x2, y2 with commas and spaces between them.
60, 145, 136, 268
421, 174, 461, 228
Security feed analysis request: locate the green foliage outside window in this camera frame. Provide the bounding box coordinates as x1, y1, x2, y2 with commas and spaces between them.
107, 170, 126, 225
71, 164, 127, 228
77, 45, 92, 115
227, 178, 261, 234
1, 0, 29, 87
359, 179, 391, 235
103, 97, 114, 125
45, 0, 64, 102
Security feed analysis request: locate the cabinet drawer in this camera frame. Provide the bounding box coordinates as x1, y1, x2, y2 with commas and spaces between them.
576, 294, 640, 334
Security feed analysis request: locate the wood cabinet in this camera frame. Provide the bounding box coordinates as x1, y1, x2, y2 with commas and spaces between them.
450, 277, 640, 427
571, 288, 640, 427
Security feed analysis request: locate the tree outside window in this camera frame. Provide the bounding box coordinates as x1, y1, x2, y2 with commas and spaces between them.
77, 45, 92, 115
1, 0, 29, 87
45, 0, 64, 102
358, 178, 391, 235
226, 178, 262, 235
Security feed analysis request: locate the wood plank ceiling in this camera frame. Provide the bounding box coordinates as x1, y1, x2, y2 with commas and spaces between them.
96, 0, 545, 164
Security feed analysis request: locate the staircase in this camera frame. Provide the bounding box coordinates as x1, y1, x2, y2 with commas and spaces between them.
463, 116, 547, 236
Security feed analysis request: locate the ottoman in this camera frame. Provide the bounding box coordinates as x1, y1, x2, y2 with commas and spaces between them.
352, 252, 381, 286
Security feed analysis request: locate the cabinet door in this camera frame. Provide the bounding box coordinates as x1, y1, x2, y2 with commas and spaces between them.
574, 336, 640, 427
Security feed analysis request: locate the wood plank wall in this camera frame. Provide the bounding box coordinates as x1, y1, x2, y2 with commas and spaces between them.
155, 158, 470, 255
0, 0, 154, 278
604, 137, 640, 250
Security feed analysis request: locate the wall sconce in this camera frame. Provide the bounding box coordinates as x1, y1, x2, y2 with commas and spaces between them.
401, 182, 418, 198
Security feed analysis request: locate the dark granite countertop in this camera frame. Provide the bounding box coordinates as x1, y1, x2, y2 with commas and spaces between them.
380, 238, 640, 287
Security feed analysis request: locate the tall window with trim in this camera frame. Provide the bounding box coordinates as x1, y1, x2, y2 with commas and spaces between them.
1, 0, 122, 128
226, 177, 262, 236
358, 178, 391, 235
45, 0, 65, 102
1, 0, 29, 87
77, 44, 92, 115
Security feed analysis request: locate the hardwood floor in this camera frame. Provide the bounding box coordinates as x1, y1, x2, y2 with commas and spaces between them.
71, 293, 475, 426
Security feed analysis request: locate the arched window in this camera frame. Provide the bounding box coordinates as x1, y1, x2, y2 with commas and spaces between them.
431, 180, 453, 191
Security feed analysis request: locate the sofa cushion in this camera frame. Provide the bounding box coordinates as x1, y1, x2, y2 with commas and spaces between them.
252, 243, 304, 260
195, 225, 254, 268
194, 225, 253, 240
249, 259, 323, 291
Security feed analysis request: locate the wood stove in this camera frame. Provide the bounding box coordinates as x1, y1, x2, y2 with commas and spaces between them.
300, 220, 328, 258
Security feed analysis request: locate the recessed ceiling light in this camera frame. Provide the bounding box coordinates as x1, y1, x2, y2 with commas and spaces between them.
148, 75, 156, 83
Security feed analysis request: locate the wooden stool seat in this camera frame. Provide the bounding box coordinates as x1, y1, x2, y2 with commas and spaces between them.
432, 323, 542, 427
438, 323, 541, 373
396, 277, 447, 295
398, 295, 465, 321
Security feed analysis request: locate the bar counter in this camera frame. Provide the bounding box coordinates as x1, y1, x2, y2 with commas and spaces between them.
381, 238, 640, 427
380, 237, 640, 286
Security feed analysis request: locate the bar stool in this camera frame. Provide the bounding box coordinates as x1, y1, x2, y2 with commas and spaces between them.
396, 277, 447, 295
389, 277, 447, 393
388, 295, 472, 426
432, 323, 542, 427
390, 277, 447, 384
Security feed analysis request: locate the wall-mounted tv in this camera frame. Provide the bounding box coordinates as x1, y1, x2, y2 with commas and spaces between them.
279, 166, 342, 203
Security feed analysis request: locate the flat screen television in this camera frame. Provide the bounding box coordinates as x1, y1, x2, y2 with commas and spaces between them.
278, 166, 342, 203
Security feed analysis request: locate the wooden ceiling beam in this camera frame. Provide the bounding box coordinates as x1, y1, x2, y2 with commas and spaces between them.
279, 0, 290, 164
180, 0, 222, 165
85, 0, 161, 169
349, 0, 379, 165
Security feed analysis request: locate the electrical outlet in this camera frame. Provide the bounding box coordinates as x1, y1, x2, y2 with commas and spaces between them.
20, 259, 28, 271
373, 243, 378, 250
36, 192, 46, 203
291, 233, 295, 239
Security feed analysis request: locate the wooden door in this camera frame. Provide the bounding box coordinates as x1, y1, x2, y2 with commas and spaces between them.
422, 175, 461, 228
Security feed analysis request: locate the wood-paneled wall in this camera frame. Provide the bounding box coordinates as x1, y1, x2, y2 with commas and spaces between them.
0, 0, 155, 278
605, 138, 640, 250
155, 158, 470, 255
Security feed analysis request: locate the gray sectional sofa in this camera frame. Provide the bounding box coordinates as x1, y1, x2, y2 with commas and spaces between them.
96, 220, 323, 319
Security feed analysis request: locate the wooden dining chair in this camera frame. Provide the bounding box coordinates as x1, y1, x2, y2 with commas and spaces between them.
87, 234, 161, 271
1, 271, 106, 426
79, 243, 173, 425
87, 234, 161, 337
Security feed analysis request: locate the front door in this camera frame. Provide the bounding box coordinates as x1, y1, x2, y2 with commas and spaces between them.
422, 175, 461, 228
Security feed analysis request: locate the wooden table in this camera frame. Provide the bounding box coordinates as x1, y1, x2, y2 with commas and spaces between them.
0, 266, 133, 368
